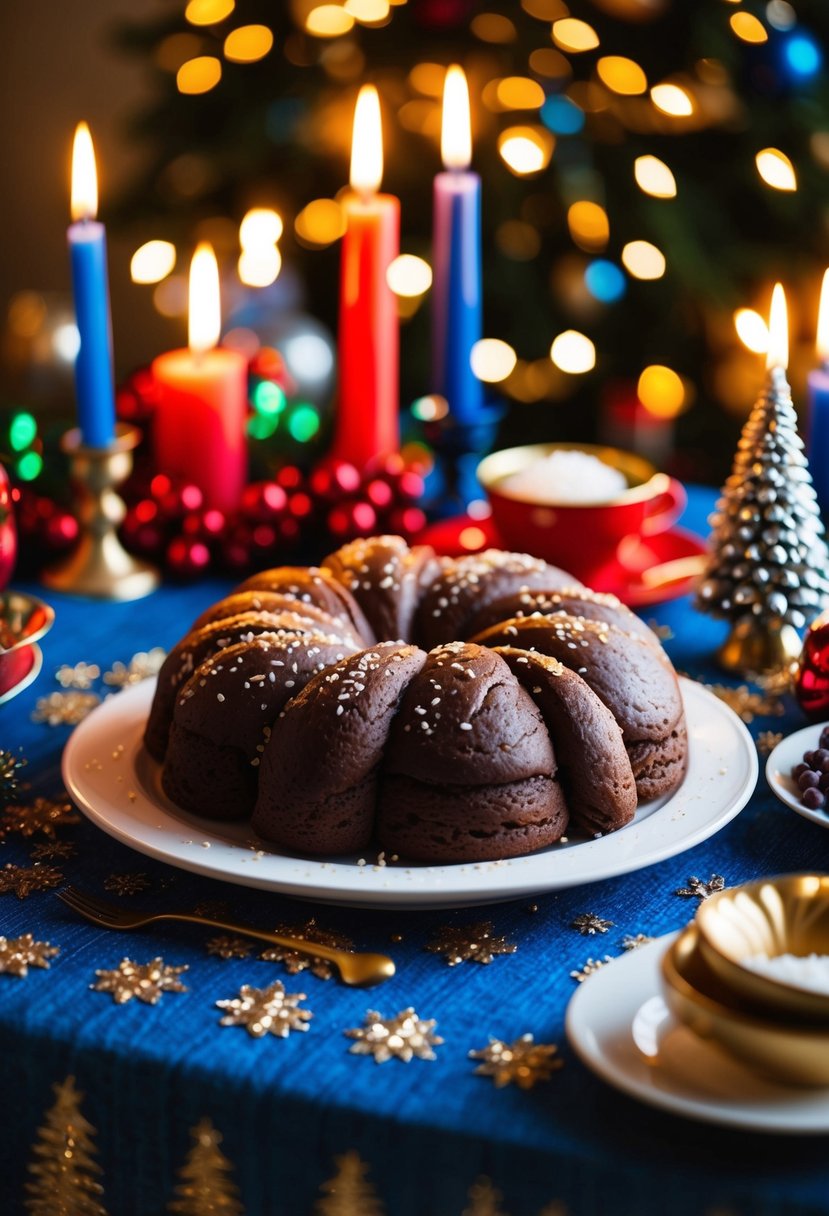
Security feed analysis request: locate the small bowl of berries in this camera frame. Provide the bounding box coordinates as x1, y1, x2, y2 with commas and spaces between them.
765, 722, 829, 827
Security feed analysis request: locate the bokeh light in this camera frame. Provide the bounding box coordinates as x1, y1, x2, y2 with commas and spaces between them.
386, 254, 433, 297
287, 403, 321, 443
730, 12, 768, 43
784, 33, 822, 78
568, 201, 610, 251
621, 240, 666, 280
552, 18, 600, 53
224, 25, 274, 63
498, 127, 553, 175
239, 208, 283, 247
295, 198, 346, 246
130, 240, 177, 284
596, 56, 647, 95
634, 155, 677, 198
650, 83, 694, 116
637, 365, 686, 417
411, 394, 449, 422
541, 95, 584, 135
345, 0, 391, 23
755, 148, 797, 191
306, 5, 354, 36
470, 13, 517, 42
238, 246, 282, 288
550, 330, 596, 374
584, 260, 626, 303
471, 339, 518, 382
734, 308, 769, 354
177, 57, 222, 94
9, 412, 37, 452
185, 0, 234, 26
495, 77, 546, 110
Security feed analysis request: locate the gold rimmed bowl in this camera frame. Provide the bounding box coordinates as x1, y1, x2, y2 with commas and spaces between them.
661, 925, 829, 1087
0, 589, 54, 704
695, 874, 829, 1022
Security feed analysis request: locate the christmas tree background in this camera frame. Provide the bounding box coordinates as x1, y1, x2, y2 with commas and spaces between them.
106, 0, 829, 483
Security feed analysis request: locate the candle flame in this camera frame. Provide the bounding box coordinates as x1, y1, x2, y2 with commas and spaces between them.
188, 242, 221, 355
350, 85, 383, 196
71, 122, 98, 222
817, 269, 829, 362
766, 282, 788, 371
441, 65, 472, 171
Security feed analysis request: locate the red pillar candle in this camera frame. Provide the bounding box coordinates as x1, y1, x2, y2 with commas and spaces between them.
152, 243, 247, 512
333, 85, 400, 470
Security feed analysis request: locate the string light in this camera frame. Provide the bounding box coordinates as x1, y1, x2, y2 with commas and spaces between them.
634, 155, 677, 198
621, 240, 666, 280
729, 12, 768, 44
755, 148, 797, 191
386, 254, 432, 297
550, 331, 596, 374
734, 308, 769, 355
471, 339, 518, 382
177, 56, 222, 94
130, 240, 177, 284
552, 18, 599, 53
637, 365, 686, 417
596, 56, 647, 95
224, 25, 274, 63
650, 83, 694, 117
185, 0, 234, 26
306, 6, 354, 36
498, 127, 553, 175
567, 201, 609, 251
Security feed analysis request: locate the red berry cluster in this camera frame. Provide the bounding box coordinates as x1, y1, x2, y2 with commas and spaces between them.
10, 486, 79, 575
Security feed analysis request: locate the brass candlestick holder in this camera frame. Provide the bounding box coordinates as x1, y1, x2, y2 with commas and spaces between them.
717, 616, 802, 679
42, 424, 160, 600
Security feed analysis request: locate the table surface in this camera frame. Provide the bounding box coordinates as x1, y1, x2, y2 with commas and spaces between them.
2, 486, 828, 1216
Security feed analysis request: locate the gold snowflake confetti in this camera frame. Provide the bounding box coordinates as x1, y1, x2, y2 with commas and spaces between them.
0, 933, 59, 977
0, 750, 27, 806
676, 874, 726, 901
30, 840, 77, 862
103, 648, 166, 688
345, 1007, 443, 1063
0, 863, 63, 899
425, 921, 517, 967
469, 1034, 563, 1089
0, 796, 80, 840
622, 933, 654, 951
216, 981, 312, 1038
646, 620, 675, 641
571, 913, 614, 936
701, 682, 785, 724
259, 918, 354, 980
31, 691, 101, 726
92, 957, 188, 1004
570, 956, 614, 983
757, 730, 784, 756
55, 661, 101, 689
207, 935, 253, 960
755, 664, 797, 697
103, 872, 150, 896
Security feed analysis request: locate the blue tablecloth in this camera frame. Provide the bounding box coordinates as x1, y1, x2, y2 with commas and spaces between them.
2, 486, 828, 1216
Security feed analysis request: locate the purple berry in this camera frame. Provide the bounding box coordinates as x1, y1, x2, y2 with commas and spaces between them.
802, 787, 826, 811
804, 750, 817, 767
813, 748, 829, 767
798, 771, 820, 790
819, 728, 829, 749
793, 762, 810, 780
819, 772, 829, 792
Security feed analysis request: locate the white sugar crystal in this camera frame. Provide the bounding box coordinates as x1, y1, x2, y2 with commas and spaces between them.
499, 449, 627, 505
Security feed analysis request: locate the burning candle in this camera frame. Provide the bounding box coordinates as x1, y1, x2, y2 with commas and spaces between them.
333, 85, 400, 469
808, 269, 829, 516
68, 123, 116, 448
432, 65, 484, 425
152, 244, 247, 512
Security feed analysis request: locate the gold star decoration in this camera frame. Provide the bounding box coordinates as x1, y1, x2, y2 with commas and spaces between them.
103, 648, 166, 689
425, 921, 517, 967
31, 840, 77, 862
206, 935, 253, 960
675, 874, 726, 901
216, 980, 312, 1038
55, 662, 101, 690
103, 872, 150, 896
570, 912, 614, 936
469, 1034, 563, 1090
345, 1007, 443, 1063
757, 730, 784, 756
701, 681, 785, 724
622, 933, 654, 951
92, 957, 189, 1004
260, 917, 354, 980
0, 933, 59, 977
570, 956, 614, 983
31, 691, 101, 726
0, 749, 27, 806
0, 863, 63, 899
0, 796, 80, 840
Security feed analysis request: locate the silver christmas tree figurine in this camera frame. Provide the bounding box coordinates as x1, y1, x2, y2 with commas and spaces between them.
697, 286, 829, 676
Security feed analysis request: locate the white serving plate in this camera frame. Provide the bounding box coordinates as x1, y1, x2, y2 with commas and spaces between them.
766, 722, 829, 830
566, 932, 829, 1134
63, 677, 757, 910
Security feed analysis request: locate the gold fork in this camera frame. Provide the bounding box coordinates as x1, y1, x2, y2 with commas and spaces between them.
57, 886, 395, 987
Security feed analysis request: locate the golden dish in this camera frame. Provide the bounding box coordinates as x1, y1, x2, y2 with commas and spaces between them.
695, 874, 829, 1021
661, 926, 829, 1087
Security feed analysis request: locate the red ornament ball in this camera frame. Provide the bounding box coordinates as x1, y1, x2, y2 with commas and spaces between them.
364, 477, 394, 511
275, 465, 304, 492
240, 481, 288, 521
43, 509, 79, 551
388, 506, 427, 538
796, 611, 829, 721
327, 499, 378, 540
310, 459, 361, 501
182, 507, 226, 542
166, 536, 212, 579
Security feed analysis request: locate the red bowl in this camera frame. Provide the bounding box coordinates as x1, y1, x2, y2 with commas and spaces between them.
0, 590, 54, 703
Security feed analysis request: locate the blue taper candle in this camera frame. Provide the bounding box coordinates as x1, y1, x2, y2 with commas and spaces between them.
67, 123, 116, 448
807, 269, 829, 518
432, 66, 485, 425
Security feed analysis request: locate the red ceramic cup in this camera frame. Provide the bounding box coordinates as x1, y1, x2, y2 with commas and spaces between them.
0, 590, 54, 703
477, 443, 686, 584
